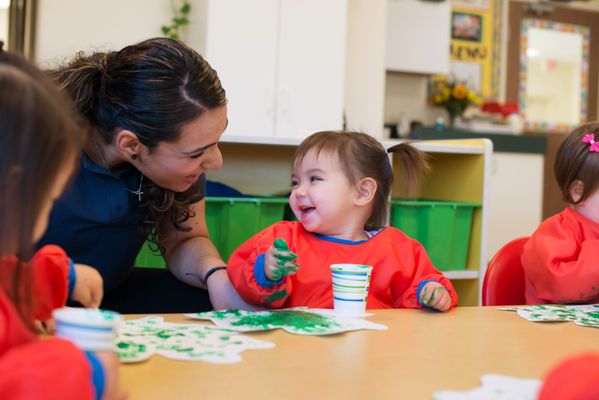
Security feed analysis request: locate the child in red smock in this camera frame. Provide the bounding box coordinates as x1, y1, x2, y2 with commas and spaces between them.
228, 131, 458, 311
0, 47, 125, 399
522, 122, 599, 304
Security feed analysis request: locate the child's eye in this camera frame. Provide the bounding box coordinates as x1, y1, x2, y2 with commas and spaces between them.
190, 152, 204, 159
310, 176, 321, 183
291, 179, 299, 187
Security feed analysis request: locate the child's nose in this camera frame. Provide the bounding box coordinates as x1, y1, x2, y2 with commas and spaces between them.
294, 184, 307, 197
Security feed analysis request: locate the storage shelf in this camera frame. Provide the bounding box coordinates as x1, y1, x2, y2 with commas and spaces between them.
222, 134, 489, 155
444, 270, 480, 280
212, 137, 491, 305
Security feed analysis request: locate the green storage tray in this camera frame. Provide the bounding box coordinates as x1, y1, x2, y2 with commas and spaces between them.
205, 196, 289, 261
136, 196, 289, 268
390, 199, 480, 271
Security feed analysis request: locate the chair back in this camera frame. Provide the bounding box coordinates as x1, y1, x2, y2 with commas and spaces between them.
482, 237, 529, 306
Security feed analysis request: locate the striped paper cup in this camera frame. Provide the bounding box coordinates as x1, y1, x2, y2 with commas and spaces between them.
53, 307, 122, 351
330, 264, 372, 317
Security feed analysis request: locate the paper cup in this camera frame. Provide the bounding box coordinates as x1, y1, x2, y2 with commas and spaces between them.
330, 264, 372, 317
53, 307, 122, 352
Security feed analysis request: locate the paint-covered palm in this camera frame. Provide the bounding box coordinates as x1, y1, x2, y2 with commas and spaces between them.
264, 238, 300, 281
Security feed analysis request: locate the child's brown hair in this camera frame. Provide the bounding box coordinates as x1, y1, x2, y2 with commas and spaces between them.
555, 122, 599, 204
294, 131, 429, 228
0, 45, 84, 324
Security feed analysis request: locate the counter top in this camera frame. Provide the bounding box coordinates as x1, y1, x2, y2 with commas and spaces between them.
410, 127, 547, 154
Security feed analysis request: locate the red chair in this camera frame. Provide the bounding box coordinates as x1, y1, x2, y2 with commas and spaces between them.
482, 237, 529, 306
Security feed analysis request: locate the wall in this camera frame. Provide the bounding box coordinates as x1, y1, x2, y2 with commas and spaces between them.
34, 0, 170, 66
0, 1, 8, 45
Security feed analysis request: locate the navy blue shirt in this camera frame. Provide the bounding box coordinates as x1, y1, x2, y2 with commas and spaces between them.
38, 152, 205, 291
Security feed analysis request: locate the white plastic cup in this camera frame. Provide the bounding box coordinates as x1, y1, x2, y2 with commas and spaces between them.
330, 264, 372, 317
53, 307, 122, 351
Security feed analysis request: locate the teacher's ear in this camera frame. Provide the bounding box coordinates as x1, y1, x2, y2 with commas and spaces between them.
114, 129, 142, 161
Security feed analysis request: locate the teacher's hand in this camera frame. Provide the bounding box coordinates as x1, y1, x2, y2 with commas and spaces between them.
206, 270, 264, 311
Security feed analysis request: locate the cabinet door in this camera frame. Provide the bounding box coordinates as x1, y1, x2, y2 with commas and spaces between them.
204, 0, 279, 137
276, 0, 347, 138
385, 0, 450, 74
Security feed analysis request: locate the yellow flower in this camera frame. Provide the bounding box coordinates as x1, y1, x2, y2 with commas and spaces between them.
452, 85, 468, 100
467, 91, 482, 105
432, 95, 444, 105
441, 88, 450, 100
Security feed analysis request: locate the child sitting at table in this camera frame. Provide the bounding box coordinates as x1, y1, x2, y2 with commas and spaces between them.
0, 46, 124, 399
227, 131, 458, 311
522, 122, 599, 304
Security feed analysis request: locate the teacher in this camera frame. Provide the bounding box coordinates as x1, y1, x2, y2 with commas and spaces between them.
39, 37, 250, 313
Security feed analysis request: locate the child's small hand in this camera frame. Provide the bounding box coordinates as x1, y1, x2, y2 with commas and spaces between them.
33, 319, 56, 334
264, 238, 299, 281
418, 281, 452, 312
72, 264, 104, 308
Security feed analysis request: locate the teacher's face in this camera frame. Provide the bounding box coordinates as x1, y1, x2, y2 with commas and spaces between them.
139, 105, 227, 192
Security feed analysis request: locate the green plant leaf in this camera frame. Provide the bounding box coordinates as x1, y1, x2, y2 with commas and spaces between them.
180, 3, 191, 14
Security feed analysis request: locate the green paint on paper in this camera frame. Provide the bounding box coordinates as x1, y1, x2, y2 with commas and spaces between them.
228, 310, 342, 334
116, 341, 148, 360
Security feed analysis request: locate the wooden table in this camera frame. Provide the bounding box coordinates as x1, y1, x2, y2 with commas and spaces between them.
121, 307, 599, 399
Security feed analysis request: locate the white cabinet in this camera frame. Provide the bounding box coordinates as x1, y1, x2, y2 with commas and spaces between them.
192, 0, 347, 138
385, 0, 450, 74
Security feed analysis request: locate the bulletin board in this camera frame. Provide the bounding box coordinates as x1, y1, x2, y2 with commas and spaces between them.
449, 0, 502, 99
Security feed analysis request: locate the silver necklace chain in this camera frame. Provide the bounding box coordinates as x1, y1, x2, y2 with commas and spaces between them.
93, 140, 144, 201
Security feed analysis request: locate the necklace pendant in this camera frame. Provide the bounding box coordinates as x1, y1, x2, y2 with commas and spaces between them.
131, 189, 144, 202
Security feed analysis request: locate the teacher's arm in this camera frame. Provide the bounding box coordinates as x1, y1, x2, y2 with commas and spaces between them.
159, 199, 257, 310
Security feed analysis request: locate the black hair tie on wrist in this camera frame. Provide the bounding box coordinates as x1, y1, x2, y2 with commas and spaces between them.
201, 265, 227, 286
185, 265, 227, 287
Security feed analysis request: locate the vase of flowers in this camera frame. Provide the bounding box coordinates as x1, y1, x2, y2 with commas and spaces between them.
430, 76, 481, 128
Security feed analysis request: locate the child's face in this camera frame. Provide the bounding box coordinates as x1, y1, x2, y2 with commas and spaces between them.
289, 150, 362, 237
572, 186, 599, 224
33, 158, 76, 243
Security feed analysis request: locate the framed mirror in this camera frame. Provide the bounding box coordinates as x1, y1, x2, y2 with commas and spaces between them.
520, 19, 589, 132
506, 2, 599, 134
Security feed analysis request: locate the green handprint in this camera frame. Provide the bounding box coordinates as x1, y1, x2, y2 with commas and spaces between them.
269, 238, 299, 280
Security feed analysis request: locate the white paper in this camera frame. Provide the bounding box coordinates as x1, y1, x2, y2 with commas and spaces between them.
116, 316, 274, 364
187, 307, 388, 336
433, 374, 542, 400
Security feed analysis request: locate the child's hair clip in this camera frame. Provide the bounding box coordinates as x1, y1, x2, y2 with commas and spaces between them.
582, 132, 599, 152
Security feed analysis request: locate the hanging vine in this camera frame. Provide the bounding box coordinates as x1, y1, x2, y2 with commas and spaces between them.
161, 1, 191, 40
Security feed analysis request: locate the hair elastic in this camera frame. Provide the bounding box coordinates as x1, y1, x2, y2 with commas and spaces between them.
582, 132, 599, 152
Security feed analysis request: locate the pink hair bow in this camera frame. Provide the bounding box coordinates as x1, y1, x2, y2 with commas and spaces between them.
582, 133, 599, 152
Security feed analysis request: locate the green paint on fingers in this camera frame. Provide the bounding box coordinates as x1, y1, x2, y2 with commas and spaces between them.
266, 289, 287, 302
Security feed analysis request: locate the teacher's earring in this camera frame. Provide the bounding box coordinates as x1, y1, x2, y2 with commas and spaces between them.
131, 154, 137, 160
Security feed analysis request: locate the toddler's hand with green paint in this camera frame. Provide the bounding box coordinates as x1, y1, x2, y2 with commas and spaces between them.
264, 238, 299, 281
418, 281, 452, 312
